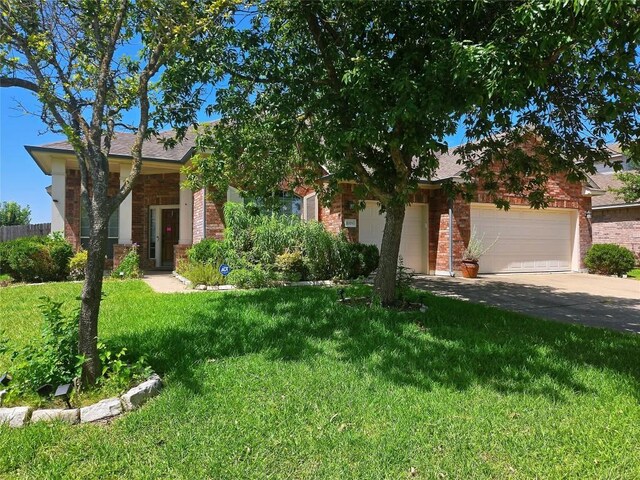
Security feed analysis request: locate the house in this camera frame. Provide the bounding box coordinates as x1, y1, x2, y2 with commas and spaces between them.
590, 145, 640, 262
26, 132, 603, 275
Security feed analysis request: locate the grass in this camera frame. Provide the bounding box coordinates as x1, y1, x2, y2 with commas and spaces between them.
1, 280, 640, 478
628, 268, 640, 279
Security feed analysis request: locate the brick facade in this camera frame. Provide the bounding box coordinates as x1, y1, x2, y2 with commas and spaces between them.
592, 206, 640, 262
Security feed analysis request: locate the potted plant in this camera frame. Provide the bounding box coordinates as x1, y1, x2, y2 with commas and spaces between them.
461, 228, 497, 278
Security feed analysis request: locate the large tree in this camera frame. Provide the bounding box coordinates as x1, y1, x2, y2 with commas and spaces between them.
181, 0, 639, 304
0, 0, 229, 386
0, 201, 31, 226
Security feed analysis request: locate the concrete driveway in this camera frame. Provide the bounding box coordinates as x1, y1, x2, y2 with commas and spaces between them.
412, 273, 640, 334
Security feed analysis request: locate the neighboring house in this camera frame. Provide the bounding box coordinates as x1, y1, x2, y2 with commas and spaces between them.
26, 132, 603, 275
590, 145, 640, 261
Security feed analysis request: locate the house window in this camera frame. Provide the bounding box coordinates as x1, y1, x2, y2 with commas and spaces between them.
80, 204, 119, 259
245, 191, 303, 217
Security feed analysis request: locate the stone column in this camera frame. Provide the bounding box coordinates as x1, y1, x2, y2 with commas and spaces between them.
179, 173, 193, 245
118, 164, 133, 245
50, 158, 66, 234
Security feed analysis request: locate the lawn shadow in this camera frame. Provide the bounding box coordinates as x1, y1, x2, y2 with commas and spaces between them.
110, 287, 640, 401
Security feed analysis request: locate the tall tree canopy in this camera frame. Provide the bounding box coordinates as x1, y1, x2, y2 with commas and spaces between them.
0, 201, 31, 226
182, 0, 640, 304
0, 0, 230, 385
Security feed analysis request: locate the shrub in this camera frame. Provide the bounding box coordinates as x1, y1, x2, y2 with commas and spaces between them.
0, 235, 73, 282
335, 242, 379, 280
226, 264, 278, 289
69, 250, 88, 280
112, 244, 141, 279
584, 244, 636, 277
188, 238, 230, 265
178, 260, 225, 286
7, 298, 81, 395
275, 250, 307, 281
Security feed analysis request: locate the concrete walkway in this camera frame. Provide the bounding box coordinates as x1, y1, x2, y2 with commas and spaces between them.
142, 271, 190, 293
413, 273, 640, 334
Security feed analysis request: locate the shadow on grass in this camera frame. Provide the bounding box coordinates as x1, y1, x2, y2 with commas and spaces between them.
110, 287, 640, 401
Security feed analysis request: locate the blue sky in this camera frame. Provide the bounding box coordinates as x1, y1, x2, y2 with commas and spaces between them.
0, 88, 61, 223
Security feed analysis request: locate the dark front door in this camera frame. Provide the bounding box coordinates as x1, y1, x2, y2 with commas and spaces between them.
161, 208, 179, 267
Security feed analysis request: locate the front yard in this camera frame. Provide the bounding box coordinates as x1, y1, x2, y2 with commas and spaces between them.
1, 281, 639, 478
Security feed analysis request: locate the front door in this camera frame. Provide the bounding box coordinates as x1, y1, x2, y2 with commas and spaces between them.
161, 208, 179, 267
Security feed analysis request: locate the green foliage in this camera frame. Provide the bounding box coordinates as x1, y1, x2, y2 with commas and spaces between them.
112, 245, 141, 279
226, 264, 278, 289
584, 244, 636, 277
6, 298, 80, 396
395, 257, 414, 300
611, 172, 640, 203
0, 201, 31, 226
68, 250, 88, 281
275, 250, 307, 282
97, 341, 152, 391
335, 242, 380, 280
187, 238, 230, 265
0, 235, 73, 282
177, 260, 225, 287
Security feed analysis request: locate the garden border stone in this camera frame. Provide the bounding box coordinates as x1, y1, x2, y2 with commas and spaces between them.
173, 271, 340, 291
1, 374, 162, 428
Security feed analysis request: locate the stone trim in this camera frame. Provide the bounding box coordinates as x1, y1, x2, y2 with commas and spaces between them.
0, 374, 162, 428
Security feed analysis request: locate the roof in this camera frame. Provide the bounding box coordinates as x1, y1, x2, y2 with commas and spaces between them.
590, 172, 640, 208
25, 130, 196, 175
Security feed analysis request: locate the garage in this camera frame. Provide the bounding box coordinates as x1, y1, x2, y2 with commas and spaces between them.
359, 201, 428, 273
471, 204, 575, 274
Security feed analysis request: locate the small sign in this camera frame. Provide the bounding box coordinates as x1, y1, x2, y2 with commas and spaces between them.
344, 219, 357, 228
219, 264, 231, 276
166, 226, 172, 232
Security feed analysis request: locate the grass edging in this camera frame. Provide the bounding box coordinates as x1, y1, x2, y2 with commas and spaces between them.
0, 373, 162, 428
172, 270, 337, 291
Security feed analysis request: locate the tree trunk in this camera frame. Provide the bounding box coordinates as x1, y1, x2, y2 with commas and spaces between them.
374, 202, 406, 305
78, 211, 109, 387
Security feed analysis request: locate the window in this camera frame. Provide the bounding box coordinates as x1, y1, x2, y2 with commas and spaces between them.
244, 191, 303, 217
80, 205, 119, 259
149, 208, 157, 260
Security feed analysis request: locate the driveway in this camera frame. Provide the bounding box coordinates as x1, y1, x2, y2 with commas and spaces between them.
412, 273, 640, 334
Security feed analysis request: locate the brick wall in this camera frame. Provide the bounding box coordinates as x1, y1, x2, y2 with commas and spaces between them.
592, 206, 640, 262
64, 169, 120, 251
428, 191, 470, 274
192, 189, 205, 243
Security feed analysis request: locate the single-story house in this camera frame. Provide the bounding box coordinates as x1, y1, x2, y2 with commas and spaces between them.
589, 146, 639, 262
26, 132, 605, 275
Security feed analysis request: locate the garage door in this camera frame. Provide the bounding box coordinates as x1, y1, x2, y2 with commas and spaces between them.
359, 202, 427, 273
471, 204, 573, 274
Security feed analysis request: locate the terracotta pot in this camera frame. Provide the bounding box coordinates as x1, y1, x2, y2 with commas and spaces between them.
460, 260, 479, 278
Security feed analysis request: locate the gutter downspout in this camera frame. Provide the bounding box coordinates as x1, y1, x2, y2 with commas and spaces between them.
448, 198, 455, 277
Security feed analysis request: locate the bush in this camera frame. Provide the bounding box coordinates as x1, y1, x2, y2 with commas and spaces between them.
275, 250, 307, 281
69, 250, 88, 280
0, 234, 73, 282
226, 264, 278, 289
177, 260, 225, 286
584, 244, 636, 277
112, 244, 141, 279
7, 298, 80, 395
188, 238, 230, 265
335, 242, 380, 280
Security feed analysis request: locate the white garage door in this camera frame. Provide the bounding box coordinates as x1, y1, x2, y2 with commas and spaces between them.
359, 202, 427, 273
471, 204, 573, 274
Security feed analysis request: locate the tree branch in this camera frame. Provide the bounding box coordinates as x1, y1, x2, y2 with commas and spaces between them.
0, 77, 40, 92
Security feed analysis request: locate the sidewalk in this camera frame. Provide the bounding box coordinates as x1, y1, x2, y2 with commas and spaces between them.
142, 271, 190, 293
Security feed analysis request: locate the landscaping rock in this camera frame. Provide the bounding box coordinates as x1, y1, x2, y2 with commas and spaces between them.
31, 408, 79, 424
206, 285, 217, 291
195, 284, 207, 290
218, 285, 235, 290
121, 374, 163, 411
80, 397, 123, 423
0, 407, 32, 428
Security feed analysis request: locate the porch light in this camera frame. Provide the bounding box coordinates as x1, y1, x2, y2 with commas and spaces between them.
54, 383, 73, 409
0, 373, 10, 386
585, 210, 592, 221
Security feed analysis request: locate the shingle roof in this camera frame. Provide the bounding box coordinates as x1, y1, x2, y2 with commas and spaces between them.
33, 130, 196, 162
590, 172, 639, 207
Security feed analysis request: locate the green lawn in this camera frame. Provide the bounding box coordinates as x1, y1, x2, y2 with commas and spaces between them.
1, 281, 639, 479
628, 268, 640, 280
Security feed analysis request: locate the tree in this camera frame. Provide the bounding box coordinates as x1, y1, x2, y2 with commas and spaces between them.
0, 201, 31, 226
0, 0, 230, 386
181, 0, 640, 305
612, 172, 640, 203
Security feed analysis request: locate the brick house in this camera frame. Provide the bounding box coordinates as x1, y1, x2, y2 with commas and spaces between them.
27, 132, 604, 275
590, 146, 640, 262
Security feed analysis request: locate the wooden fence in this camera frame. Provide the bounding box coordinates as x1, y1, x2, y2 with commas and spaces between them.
0, 223, 51, 242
